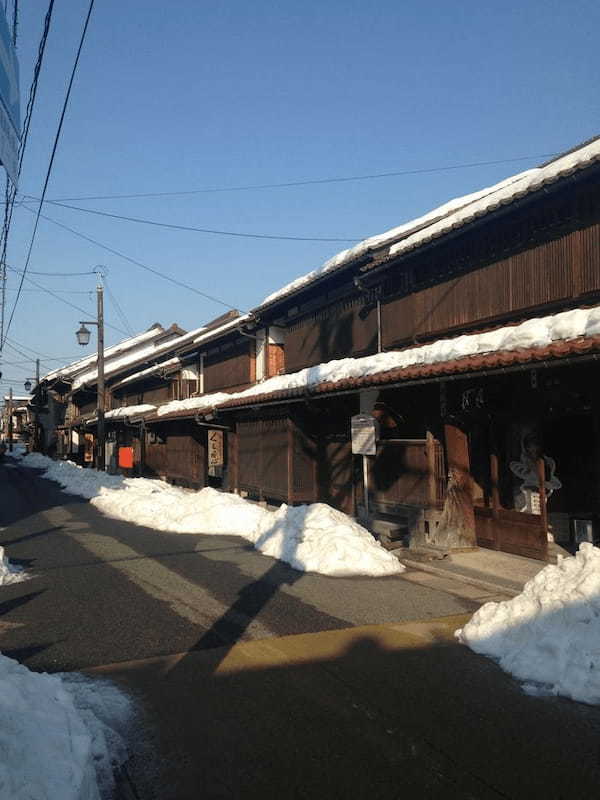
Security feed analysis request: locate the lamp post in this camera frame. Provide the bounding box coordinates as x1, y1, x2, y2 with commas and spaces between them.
76, 282, 105, 470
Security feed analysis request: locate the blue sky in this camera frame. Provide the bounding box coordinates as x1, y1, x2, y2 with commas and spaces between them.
1, 0, 598, 385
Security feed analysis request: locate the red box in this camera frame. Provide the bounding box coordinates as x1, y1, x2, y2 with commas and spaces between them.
118, 446, 134, 469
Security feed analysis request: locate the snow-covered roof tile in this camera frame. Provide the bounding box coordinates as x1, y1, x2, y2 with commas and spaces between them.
257, 137, 600, 309
42, 325, 166, 383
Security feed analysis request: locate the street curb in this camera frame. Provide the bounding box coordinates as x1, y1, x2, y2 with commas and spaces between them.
400, 557, 522, 598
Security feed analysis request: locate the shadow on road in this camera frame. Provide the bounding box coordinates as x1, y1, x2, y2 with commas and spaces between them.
97, 618, 600, 800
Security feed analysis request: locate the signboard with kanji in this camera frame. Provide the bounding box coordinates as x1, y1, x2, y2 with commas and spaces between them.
208, 429, 224, 467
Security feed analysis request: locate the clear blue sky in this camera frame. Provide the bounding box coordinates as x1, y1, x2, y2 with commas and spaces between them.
1, 0, 598, 386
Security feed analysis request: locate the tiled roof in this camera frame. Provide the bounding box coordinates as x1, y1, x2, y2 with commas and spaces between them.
214, 335, 600, 410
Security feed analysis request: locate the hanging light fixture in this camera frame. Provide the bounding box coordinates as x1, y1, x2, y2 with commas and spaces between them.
76, 323, 91, 346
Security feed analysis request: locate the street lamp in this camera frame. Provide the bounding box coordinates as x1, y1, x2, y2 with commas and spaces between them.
76, 323, 91, 346
75, 282, 105, 471
24, 379, 32, 392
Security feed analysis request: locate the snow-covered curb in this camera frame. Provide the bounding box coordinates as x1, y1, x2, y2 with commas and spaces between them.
0, 545, 27, 586
456, 544, 600, 705
21, 454, 403, 577
0, 653, 133, 799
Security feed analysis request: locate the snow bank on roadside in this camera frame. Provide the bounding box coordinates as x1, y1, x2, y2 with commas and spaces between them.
0, 545, 27, 586
456, 544, 600, 705
20, 455, 402, 577
0, 652, 133, 799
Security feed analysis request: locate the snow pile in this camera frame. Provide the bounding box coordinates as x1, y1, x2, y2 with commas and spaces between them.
92, 485, 403, 577
0, 546, 27, 586
154, 303, 600, 418
21, 457, 402, 577
22, 453, 125, 499
456, 544, 600, 705
0, 652, 133, 799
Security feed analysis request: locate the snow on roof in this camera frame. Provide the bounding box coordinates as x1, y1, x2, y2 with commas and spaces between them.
41, 324, 165, 383
191, 312, 251, 346
72, 323, 207, 389
73, 312, 252, 391
156, 392, 233, 417
150, 303, 600, 419
258, 137, 600, 309
116, 356, 181, 387
105, 403, 156, 419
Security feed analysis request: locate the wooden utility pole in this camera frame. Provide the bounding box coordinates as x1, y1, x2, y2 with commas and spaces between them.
7, 386, 13, 451
33, 358, 40, 451
77, 281, 106, 470
96, 284, 105, 471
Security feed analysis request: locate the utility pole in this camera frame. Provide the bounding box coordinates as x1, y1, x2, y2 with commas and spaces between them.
7, 385, 12, 451
34, 357, 39, 451
76, 281, 105, 470
97, 284, 105, 471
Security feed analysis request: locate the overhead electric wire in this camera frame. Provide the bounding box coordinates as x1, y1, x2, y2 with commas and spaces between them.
0, 0, 56, 347
103, 276, 134, 337
37, 153, 559, 202
8, 266, 97, 276
4, 287, 95, 295
20, 203, 244, 311
25, 197, 359, 242
2, 0, 95, 347
5, 264, 126, 335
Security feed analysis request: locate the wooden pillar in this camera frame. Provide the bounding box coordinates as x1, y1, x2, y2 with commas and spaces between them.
426, 430, 437, 506
436, 424, 477, 549
287, 417, 294, 504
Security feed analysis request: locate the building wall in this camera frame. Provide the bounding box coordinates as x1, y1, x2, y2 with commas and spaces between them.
284, 295, 378, 373
204, 339, 253, 393
281, 176, 600, 370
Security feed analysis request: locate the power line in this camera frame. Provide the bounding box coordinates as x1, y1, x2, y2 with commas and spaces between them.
103, 276, 134, 337
5, 264, 126, 335
2, 0, 95, 347
0, 0, 56, 346
3, 287, 95, 295
21, 203, 245, 311
8, 266, 97, 276
32, 153, 559, 202
22, 193, 357, 245
26, 197, 359, 242
1, 337, 81, 367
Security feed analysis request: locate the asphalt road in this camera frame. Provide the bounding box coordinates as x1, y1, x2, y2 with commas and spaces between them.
3, 455, 600, 799
0, 455, 497, 672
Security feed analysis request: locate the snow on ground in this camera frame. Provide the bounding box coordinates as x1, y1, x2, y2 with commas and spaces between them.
0, 653, 133, 800
456, 544, 600, 705
0, 545, 27, 586
20, 454, 402, 577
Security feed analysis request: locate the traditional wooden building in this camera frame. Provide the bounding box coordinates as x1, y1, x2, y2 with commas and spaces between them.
33, 137, 600, 562
191, 137, 600, 561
